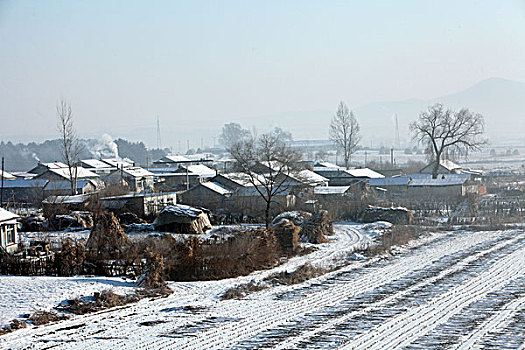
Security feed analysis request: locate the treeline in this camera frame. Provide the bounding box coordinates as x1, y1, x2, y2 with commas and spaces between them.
0, 138, 167, 172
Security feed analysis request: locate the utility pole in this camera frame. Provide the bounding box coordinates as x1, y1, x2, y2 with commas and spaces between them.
156, 116, 162, 150
390, 148, 394, 167
1, 157, 4, 206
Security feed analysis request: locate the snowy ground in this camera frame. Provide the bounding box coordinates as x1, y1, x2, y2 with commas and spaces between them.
2, 224, 525, 349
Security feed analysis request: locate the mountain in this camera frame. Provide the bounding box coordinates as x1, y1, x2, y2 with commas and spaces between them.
261, 77, 525, 146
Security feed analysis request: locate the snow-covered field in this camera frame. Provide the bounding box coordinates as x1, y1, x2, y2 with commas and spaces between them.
1, 224, 524, 349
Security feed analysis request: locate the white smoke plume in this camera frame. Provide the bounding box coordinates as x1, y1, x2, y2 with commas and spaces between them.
88, 134, 120, 160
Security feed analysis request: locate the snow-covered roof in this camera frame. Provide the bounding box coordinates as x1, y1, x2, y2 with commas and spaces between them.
157, 155, 191, 163
42, 194, 92, 204
121, 167, 154, 178
185, 153, 214, 161
0, 208, 19, 222
293, 170, 329, 185
0, 179, 48, 188
201, 181, 232, 195
10, 172, 37, 179
370, 174, 471, 187
41, 162, 68, 169
0, 170, 15, 180
314, 162, 340, 168
158, 204, 203, 218
80, 159, 114, 169
409, 177, 468, 187
219, 172, 265, 187
314, 186, 351, 195
179, 164, 216, 177
101, 158, 134, 168
345, 168, 385, 179
421, 159, 462, 173
44, 167, 100, 179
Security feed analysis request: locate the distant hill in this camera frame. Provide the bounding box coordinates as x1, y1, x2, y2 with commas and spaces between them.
258, 77, 525, 146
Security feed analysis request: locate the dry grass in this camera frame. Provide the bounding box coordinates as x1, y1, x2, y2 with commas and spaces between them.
0, 319, 28, 336
28, 310, 68, 326
58, 289, 140, 315
221, 282, 267, 300
366, 225, 420, 256
220, 263, 329, 300
265, 263, 328, 285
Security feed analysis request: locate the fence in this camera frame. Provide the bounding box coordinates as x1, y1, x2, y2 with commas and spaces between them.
0, 253, 145, 277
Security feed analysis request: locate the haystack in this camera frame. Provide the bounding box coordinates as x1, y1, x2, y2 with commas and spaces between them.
87, 212, 131, 254
153, 205, 211, 234
300, 210, 333, 244
361, 206, 413, 225
271, 218, 300, 253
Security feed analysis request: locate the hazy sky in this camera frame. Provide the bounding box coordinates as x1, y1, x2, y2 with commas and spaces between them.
1, 0, 524, 149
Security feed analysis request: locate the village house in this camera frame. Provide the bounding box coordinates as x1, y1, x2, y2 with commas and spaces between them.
0, 207, 19, 254
79, 159, 116, 175
312, 164, 384, 186
43, 179, 99, 197
179, 181, 232, 210
105, 167, 154, 193
0, 179, 48, 205
153, 154, 214, 168
28, 161, 68, 175
100, 192, 177, 218
42, 194, 94, 215
100, 158, 134, 168
34, 167, 100, 183
369, 173, 484, 203
420, 159, 463, 175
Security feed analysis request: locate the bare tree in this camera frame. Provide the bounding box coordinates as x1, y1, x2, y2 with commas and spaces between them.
57, 99, 83, 195
410, 103, 487, 179
228, 129, 301, 228
330, 102, 360, 169
219, 122, 251, 148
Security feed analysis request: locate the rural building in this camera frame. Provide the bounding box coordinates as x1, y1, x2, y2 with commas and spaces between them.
43, 179, 99, 197
0, 208, 20, 254
42, 194, 94, 216
106, 167, 154, 192
179, 181, 232, 210
313, 165, 384, 186
313, 185, 352, 198
0, 179, 48, 204
79, 159, 116, 175
153, 154, 214, 168
101, 158, 134, 168
420, 159, 463, 175
369, 174, 482, 203
100, 192, 177, 217
34, 167, 100, 182
28, 161, 69, 175
153, 204, 211, 234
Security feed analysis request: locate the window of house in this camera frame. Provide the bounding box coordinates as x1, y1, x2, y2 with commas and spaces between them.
5, 225, 15, 245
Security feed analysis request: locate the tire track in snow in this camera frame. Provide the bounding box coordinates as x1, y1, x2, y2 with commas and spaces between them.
339, 244, 525, 350
451, 294, 525, 350
267, 231, 524, 350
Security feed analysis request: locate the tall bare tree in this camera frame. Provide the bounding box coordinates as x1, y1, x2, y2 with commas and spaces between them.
57, 99, 83, 195
330, 102, 360, 169
410, 103, 487, 179
228, 129, 301, 228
